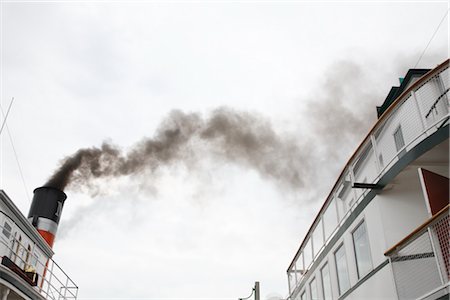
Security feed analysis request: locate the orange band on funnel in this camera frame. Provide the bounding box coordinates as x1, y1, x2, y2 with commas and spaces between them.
37, 229, 55, 248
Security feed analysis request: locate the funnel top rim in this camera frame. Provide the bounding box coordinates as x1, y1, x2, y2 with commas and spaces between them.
33, 186, 67, 200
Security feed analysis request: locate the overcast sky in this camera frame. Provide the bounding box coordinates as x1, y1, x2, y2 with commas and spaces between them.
0, 1, 448, 299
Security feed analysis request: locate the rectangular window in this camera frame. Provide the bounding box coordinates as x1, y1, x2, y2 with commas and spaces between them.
310, 277, 318, 300
2, 222, 11, 239
289, 271, 296, 293
321, 263, 333, 300
353, 221, 372, 278
337, 180, 351, 199
393, 125, 406, 156
296, 253, 304, 282
303, 239, 313, 270
334, 244, 350, 295
31, 252, 40, 267
323, 199, 338, 241
312, 221, 324, 257
353, 146, 372, 176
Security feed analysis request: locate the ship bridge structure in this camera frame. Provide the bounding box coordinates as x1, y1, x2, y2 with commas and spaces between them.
0, 190, 78, 300
287, 60, 449, 300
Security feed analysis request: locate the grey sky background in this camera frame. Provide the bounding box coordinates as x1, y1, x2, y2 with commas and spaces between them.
0, 1, 448, 299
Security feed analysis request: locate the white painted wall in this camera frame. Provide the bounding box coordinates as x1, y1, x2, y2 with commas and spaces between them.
363, 200, 389, 267
344, 265, 397, 300
0, 200, 51, 282
376, 166, 430, 250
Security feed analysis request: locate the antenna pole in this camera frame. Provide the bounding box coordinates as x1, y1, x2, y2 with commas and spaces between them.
254, 282, 260, 300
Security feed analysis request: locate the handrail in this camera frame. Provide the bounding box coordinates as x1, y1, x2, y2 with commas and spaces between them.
49, 257, 78, 287
0, 238, 78, 299
384, 204, 449, 256
288, 111, 450, 297
373, 113, 450, 184
287, 60, 449, 272
425, 88, 450, 118
0, 224, 78, 299
288, 166, 371, 292
287, 64, 450, 299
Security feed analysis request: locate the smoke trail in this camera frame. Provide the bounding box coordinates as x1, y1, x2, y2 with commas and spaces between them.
304, 60, 381, 168
46, 60, 391, 195
45, 107, 308, 192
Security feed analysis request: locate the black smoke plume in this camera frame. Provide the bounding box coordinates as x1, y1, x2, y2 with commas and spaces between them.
45, 107, 308, 192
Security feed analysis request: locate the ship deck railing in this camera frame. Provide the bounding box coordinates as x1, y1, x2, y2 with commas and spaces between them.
384, 205, 449, 300
0, 220, 78, 300
287, 60, 449, 297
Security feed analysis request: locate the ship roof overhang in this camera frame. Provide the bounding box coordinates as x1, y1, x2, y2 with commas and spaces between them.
376, 68, 431, 118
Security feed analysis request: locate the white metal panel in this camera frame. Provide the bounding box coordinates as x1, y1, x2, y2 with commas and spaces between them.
399, 95, 425, 151
376, 167, 430, 248
343, 266, 397, 300
287, 63, 449, 300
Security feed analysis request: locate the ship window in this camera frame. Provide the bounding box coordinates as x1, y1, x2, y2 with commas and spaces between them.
310, 277, 318, 300
337, 180, 351, 199
289, 270, 296, 293
323, 199, 338, 241
393, 125, 406, 155
303, 239, 313, 270
312, 221, 324, 257
352, 221, 373, 279
295, 253, 304, 282
295, 253, 305, 281
2, 222, 11, 239
321, 263, 333, 300
334, 243, 350, 295
31, 251, 40, 267
353, 145, 372, 176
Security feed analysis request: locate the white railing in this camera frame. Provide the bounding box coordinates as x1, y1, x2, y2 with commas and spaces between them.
0, 222, 78, 299
287, 61, 449, 296
385, 205, 449, 300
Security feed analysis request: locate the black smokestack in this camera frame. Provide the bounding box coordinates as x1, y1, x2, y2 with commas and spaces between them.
45, 107, 307, 192
28, 186, 67, 247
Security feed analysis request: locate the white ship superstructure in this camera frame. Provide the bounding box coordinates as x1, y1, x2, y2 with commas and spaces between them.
0, 188, 78, 300
287, 60, 449, 300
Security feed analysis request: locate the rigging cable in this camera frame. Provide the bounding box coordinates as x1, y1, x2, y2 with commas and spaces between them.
414, 8, 449, 68
0, 96, 13, 136
0, 98, 31, 203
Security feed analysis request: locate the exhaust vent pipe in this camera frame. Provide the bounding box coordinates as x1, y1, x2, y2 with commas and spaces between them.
28, 187, 67, 248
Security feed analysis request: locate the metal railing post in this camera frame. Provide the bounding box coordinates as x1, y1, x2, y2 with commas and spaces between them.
387, 257, 400, 300
411, 90, 428, 132
47, 260, 55, 299
370, 134, 382, 173
0, 218, 78, 300
427, 227, 446, 285
64, 277, 69, 299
